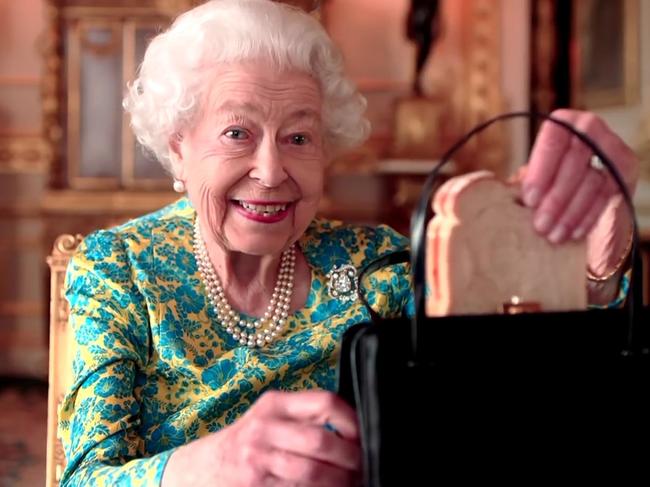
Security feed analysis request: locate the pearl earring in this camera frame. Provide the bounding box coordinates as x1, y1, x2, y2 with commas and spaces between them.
173, 179, 186, 193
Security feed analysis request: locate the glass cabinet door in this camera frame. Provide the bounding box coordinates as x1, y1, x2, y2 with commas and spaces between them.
63, 15, 170, 189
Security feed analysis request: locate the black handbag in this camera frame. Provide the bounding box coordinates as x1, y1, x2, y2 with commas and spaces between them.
337, 113, 650, 486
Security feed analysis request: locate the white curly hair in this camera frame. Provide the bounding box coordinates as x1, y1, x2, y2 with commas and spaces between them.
123, 0, 370, 173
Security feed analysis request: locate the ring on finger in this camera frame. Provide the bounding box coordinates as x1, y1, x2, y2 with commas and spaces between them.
589, 154, 606, 173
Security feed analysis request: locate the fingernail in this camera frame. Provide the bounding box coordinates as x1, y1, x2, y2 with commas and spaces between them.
548, 224, 567, 244
571, 227, 585, 240
523, 187, 541, 207
534, 213, 553, 233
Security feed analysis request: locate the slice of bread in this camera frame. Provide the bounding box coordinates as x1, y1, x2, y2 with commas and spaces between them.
426, 170, 587, 316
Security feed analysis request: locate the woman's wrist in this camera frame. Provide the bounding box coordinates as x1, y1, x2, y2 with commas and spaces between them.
585, 196, 633, 303
587, 266, 626, 305
161, 437, 215, 487
587, 227, 633, 283
586, 230, 631, 306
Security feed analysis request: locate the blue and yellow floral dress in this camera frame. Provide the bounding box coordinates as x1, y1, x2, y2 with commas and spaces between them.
59, 198, 413, 486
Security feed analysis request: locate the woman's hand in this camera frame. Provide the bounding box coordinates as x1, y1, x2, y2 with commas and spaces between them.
521, 109, 639, 302
162, 390, 361, 486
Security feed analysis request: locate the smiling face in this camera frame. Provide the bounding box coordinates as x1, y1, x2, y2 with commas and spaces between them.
171, 62, 326, 256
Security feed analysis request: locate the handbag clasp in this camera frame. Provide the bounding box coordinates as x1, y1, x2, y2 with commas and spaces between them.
500, 296, 541, 314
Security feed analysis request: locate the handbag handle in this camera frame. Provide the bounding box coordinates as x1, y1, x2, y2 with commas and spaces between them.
409, 111, 644, 364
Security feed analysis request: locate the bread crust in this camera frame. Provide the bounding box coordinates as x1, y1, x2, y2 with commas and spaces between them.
426, 171, 587, 316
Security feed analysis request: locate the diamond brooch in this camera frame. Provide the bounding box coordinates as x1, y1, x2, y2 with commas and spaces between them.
326, 264, 358, 303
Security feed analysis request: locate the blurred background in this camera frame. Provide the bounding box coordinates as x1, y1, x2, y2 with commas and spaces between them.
1, 0, 649, 484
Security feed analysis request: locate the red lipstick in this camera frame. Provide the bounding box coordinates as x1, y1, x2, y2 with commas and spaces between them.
232, 200, 293, 224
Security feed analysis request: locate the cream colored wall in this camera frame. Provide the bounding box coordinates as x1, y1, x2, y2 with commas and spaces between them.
0, 0, 49, 377
500, 0, 531, 172
0, 0, 44, 134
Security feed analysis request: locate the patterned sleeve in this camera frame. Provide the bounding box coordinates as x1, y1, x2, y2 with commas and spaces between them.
360, 224, 414, 319
59, 230, 174, 486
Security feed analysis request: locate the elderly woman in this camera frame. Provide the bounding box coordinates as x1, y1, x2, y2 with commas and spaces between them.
59, 0, 638, 486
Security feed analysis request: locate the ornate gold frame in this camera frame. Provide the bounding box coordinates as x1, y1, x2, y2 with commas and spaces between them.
65, 18, 121, 189
43, 1, 201, 190
0, 136, 51, 174
65, 14, 171, 189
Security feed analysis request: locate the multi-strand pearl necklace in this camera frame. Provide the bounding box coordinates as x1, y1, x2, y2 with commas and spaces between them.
192, 220, 295, 348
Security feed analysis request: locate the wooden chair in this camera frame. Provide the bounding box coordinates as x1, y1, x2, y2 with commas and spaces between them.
45, 234, 83, 487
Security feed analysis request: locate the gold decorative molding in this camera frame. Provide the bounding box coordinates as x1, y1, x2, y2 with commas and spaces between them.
532, 0, 556, 115
42, 1, 63, 185
55, 1, 317, 18
0, 136, 51, 174
448, 0, 506, 175
46, 234, 83, 331
56, 0, 322, 16
637, 116, 650, 181
151, 0, 202, 17
52, 233, 84, 255
55, 0, 201, 18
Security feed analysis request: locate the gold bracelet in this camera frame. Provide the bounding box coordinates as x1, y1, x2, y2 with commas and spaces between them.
586, 229, 634, 283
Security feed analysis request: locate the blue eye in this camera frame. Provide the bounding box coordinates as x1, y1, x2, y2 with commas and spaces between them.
224, 128, 248, 140
291, 134, 308, 145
